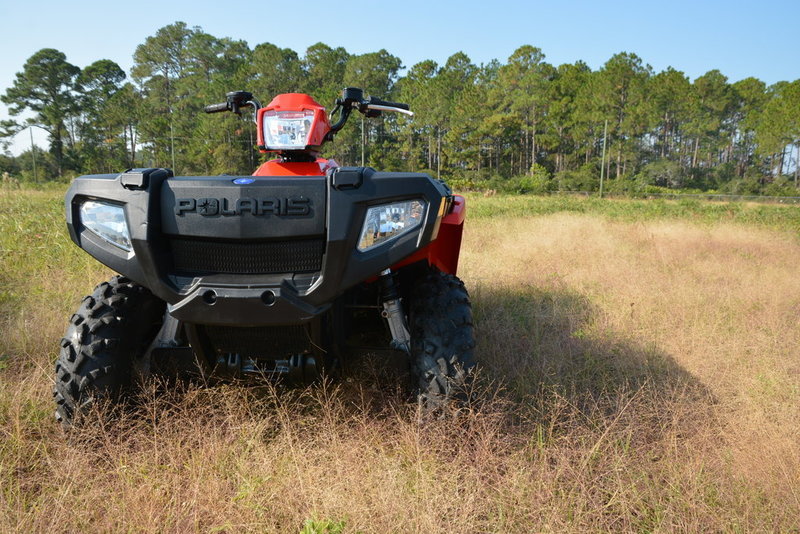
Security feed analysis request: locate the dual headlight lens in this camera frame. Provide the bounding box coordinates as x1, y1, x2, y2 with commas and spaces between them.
79, 198, 425, 255
79, 200, 132, 251
357, 199, 427, 252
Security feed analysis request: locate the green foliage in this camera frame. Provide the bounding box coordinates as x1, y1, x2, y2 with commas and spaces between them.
520, 164, 556, 193
493, 164, 554, 194
556, 163, 599, 192
635, 160, 685, 189
720, 177, 763, 196
0, 154, 20, 176
1, 25, 799, 195
465, 192, 800, 233
298, 518, 346, 534
1, 48, 80, 175
763, 177, 800, 196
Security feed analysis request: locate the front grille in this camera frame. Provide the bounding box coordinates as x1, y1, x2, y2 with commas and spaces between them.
170, 238, 324, 274
203, 325, 309, 357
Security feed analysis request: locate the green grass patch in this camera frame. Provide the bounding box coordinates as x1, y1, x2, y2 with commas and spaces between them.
464, 193, 800, 234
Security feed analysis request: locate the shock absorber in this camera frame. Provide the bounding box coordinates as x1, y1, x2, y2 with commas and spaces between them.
378, 268, 411, 353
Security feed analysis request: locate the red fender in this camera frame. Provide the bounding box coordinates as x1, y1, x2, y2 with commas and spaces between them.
390, 195, 466, 275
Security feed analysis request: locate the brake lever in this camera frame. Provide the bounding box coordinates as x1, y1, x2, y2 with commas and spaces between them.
365, 104, 414, 117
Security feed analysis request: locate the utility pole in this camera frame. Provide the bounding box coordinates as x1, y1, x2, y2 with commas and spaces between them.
599, 119, 608, 198
29, 126, 37, 183
361, 117, 365, 167
170, 118, 176, 173
437, 129, 441, 180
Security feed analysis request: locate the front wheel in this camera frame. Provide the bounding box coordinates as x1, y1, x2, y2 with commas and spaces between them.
408, 269, 476, 410
54, 276, 166, 425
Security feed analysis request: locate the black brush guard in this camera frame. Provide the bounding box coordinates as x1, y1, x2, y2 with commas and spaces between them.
65, 167, 449, 327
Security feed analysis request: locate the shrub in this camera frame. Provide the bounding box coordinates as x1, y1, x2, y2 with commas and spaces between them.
720, 176, 763, 195
635, 160, 685, 189
555, 163, 598, 192
763, 176, 800, 197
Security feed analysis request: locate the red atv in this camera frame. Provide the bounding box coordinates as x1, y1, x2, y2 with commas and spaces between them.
55, 87, 474, 424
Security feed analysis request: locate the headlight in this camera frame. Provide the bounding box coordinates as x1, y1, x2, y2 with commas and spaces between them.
262, 110, 315, 150
79, 200, 132, 252
357, 200, 427, 252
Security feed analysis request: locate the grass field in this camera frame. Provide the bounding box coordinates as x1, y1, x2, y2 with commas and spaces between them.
1, 189, 799, 532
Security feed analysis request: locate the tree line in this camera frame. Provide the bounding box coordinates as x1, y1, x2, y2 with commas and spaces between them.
2, 21, 799, 195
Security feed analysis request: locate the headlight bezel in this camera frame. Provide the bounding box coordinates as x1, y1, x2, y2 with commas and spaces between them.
79, 199, 133, 252
357, 199, 428, 252
262, 109, 316, 150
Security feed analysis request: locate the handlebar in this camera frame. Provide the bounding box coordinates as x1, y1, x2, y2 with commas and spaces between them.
206, 87, 412, 145
204, 102, 229, 114
368, 96, 410, 111
203, 91, 262, 123
328, 87, 413, 136
366, 103, 414, 116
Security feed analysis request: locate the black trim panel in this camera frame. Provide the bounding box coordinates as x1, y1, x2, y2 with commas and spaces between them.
65, 167, 449, 326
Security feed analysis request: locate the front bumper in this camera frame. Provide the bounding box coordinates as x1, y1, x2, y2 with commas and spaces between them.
66, 167, 449, 326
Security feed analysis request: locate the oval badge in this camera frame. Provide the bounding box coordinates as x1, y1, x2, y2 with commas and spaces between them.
233, 178, 255, 185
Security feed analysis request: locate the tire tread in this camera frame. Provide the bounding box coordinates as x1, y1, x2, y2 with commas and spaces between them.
409, 269, 476, 409
54, 275, 164, 424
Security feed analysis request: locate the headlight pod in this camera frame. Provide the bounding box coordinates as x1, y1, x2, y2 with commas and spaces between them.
358, 199, 427, 252
262, 110, 315, 150
79, 200, 132, 252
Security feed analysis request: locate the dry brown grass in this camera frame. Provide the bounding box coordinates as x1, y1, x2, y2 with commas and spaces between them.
2, 191, 800, 532
461, 213, 800, 530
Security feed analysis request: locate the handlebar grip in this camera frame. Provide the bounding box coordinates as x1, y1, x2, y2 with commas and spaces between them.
204, 102, 229, 113
369, 97, 410, 111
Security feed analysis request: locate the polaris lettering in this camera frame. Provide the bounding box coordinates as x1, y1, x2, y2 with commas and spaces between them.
174, 197, 311, 217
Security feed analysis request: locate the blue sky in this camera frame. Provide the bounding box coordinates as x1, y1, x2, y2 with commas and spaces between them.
2, 0, 798, 154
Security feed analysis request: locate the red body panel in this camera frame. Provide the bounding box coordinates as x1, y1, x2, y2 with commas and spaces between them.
389, 195, 466, 275
256, 93, 331, 153
252, 158, 337, 176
